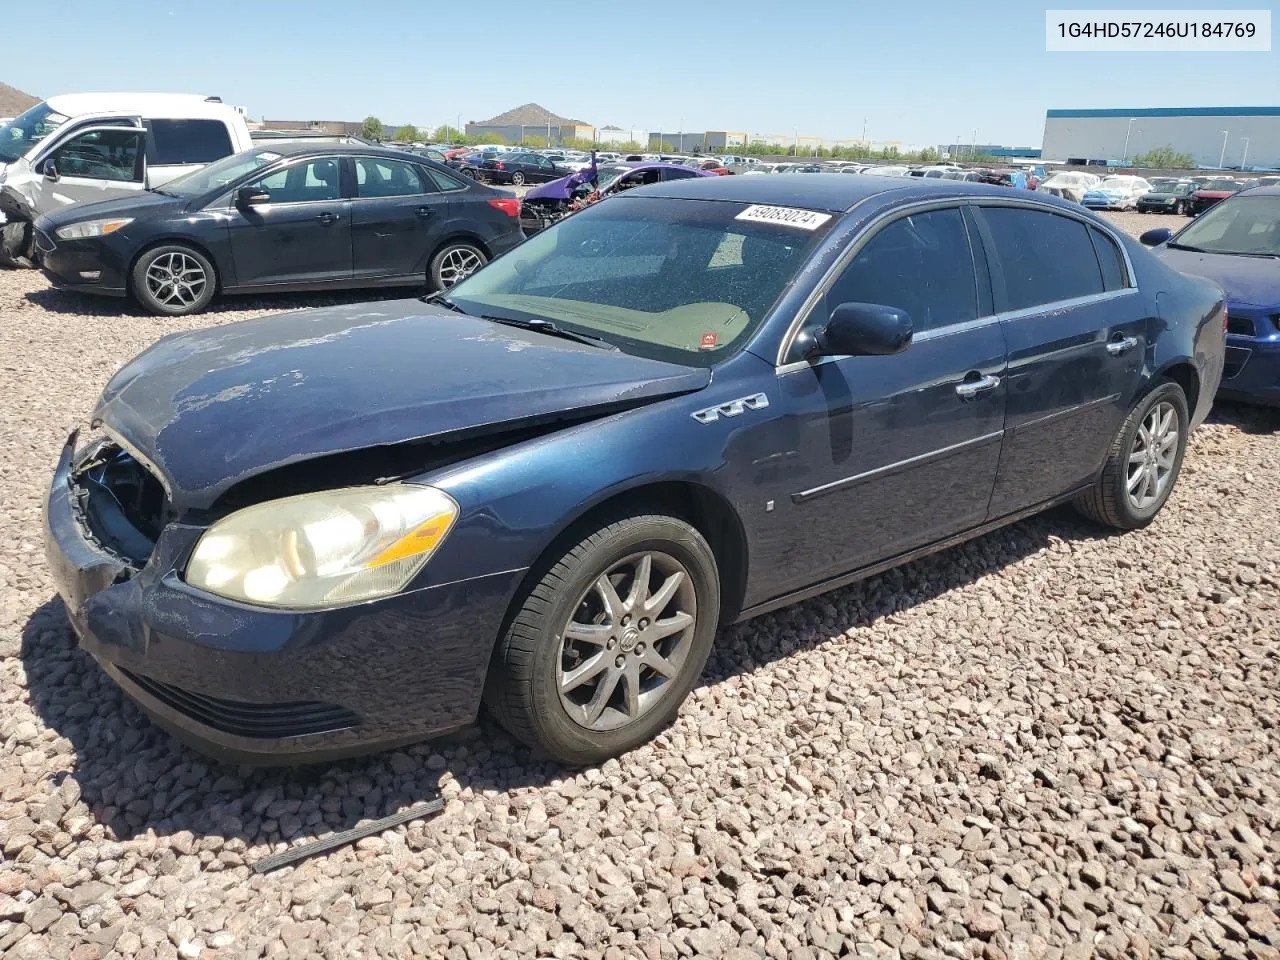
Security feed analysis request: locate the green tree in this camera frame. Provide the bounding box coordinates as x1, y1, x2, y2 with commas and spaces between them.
432, 124, 464, 143
1132, 145, 1195, 169
360, 116, 385, 141
393, 123, 419, 142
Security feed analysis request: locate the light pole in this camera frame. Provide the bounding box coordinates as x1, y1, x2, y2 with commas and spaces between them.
1218, 130, 1230, 168
678, 117, 684, 152
1121, 117, 1135, 163
1240, 136, 1251, 170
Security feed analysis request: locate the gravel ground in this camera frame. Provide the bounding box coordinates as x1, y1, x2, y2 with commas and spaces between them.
2, 210, 1278, 960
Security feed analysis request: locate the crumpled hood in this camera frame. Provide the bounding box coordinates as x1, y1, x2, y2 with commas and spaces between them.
94, 300, 711, 510
1155, 246, 1280, 309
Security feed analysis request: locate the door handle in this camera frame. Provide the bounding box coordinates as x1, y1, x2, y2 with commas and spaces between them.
315, 212, 339, 224
955, 373, 1001, 399
415, 206, 434, 218
1106, 335, 1139, 356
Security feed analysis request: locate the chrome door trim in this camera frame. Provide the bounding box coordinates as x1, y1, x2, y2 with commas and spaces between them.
791, 429, 1005, 504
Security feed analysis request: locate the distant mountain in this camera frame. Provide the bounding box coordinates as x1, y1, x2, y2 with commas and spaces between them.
0, 82, 39, 118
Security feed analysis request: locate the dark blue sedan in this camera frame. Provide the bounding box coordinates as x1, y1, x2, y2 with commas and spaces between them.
44, 175, 1225, 766
1140, 185, 1280, 406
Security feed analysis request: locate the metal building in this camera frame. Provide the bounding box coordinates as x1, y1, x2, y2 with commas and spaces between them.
1041, 107, 1280, 169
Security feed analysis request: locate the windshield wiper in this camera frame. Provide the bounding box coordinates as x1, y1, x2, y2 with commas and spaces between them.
1166, 242, 1205, 252
420, 291, 464, 312
480, 314, 618, 350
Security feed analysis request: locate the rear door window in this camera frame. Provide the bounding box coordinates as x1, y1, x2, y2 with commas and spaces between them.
354, 157, 433, 197
147, 119, 234, 165
1089, 226, 1129, 292
977, 207, 1104, 311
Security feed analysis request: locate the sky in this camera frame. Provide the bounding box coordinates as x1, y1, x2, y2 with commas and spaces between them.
3, 0, 1277, 148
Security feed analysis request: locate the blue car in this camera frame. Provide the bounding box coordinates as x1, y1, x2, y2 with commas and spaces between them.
44, 176, 1225, 766
1141, 185, 1280, 406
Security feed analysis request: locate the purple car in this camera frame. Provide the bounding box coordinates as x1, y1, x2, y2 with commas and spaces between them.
521, 162, 714, 232
1141, 185, 1280, 406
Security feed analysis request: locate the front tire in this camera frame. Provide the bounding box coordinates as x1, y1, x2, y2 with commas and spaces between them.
1074, 379, 1189, 529
428, 241, 487, 290
131, 244, 216, 316
485, 513, 721, 766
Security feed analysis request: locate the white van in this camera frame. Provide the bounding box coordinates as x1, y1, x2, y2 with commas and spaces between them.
0, 92, 254, 265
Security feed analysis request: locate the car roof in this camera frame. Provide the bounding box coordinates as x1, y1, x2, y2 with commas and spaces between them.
43, 92, 239, 120
249, 141, 440, 161
629, 172, 1058, 212
1239, 185, 1280, 196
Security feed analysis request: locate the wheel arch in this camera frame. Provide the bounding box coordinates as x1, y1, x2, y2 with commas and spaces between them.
1153, 359, 1200, 416
504, 479, 750, 635
127, 236, 224, 297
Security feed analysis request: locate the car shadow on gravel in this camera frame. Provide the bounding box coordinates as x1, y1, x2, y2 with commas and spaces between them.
1208, 398, 1280, 434
23, 284, 419, 318
20, 504, 1116, 853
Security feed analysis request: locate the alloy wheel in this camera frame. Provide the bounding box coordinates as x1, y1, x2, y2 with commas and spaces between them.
437, 247, 483, 287
1126, 400, 1179, 510
557, 551, 697, 731
145, 252, 207, 309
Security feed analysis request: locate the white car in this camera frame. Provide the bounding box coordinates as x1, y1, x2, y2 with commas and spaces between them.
0, 92, 255, 266
1035, 171, 1101, 204
862, 165, 910, 177
1081, 176, 1152, 210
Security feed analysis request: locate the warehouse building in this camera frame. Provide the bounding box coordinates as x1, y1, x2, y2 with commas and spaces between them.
1041, 107, 1280, 169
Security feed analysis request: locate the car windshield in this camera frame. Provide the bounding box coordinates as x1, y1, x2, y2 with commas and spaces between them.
1173, 195, 1280, 256
1099, 178, 1134, 190
0, 102, 69, 163
1173, 183, 1195, 196
157, 148, 286, 197
1201, 179, 1238, 191
445, 196, 834, 366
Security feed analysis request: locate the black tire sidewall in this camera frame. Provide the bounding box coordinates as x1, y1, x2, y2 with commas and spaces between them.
131, 244, 216, 316
522, 516, 719, 765
1112, 381, 1190, 526
428, 243, 486, 291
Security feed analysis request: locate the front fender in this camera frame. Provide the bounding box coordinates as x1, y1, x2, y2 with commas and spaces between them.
416, 357, 773, 588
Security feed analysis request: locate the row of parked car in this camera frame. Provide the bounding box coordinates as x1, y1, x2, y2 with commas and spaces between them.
1035, 171, 1280, 215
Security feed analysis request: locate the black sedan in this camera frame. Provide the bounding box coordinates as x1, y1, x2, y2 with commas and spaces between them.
1136, 181, 1196, 215
475, 151, 572, 186
33, 143, 525, 316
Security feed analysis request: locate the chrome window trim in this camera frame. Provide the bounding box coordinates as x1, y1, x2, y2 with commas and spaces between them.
774, 198, 985, 368
775, 195, 1142, 372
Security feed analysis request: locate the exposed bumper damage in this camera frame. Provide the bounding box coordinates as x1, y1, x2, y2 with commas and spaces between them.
0, 186, 35, 267
44, 431, 526, 764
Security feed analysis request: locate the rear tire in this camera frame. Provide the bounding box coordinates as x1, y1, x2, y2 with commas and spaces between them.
427, 241, 486, 290
511, 171, 526, 186
131, 244, 216, 316
485, 513, 720, 766
1073, 379, 1189, 530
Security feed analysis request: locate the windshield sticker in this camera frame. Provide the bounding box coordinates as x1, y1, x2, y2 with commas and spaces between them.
257, 151, 282, 161
735, 205, 832, 230
699, 331, 719, 351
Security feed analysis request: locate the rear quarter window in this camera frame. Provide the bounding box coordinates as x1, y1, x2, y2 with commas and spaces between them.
147, 119, 234, 165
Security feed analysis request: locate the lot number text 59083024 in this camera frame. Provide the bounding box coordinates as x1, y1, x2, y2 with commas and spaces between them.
1046, 10, 1271, 51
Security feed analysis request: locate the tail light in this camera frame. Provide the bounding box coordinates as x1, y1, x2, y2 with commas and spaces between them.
494, 161, 505, 170
487, 198, 521, 218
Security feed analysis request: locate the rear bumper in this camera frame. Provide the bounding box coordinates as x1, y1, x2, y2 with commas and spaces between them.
43, 437, 524, 764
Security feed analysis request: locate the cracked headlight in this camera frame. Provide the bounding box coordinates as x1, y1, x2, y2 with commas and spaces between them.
185, 485, 458, 608
55, 217, 134, 240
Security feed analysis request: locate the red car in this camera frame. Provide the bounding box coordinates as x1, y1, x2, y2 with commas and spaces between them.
1188, 178, 1242, 216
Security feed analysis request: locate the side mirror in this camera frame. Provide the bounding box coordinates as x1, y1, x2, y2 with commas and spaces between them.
236, 185, 271, 208
1139, 227, 1173, 247
42, 160, 59, 181
810, 302, 913, 359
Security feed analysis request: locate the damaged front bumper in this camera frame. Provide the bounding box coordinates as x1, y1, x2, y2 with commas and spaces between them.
43, 434, 524, 764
